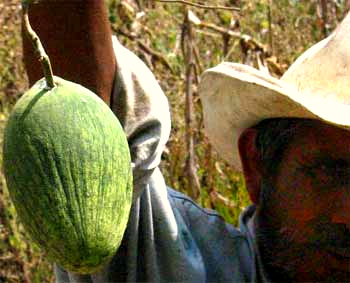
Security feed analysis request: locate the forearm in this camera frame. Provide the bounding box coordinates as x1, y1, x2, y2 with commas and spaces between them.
22, 0, 116, 105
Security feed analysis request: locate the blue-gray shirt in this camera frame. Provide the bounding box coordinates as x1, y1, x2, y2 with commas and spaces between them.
54, 37, 269, 283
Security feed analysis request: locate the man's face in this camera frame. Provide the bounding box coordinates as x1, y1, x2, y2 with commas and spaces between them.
256, 120, 350, 282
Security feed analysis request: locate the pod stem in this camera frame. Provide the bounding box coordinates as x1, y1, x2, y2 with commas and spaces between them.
22, 2, 56, 89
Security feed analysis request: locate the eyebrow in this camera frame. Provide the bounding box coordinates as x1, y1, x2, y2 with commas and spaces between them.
318, 155, 349, 168
305, 154, 349, 170
305, 155, 350, 186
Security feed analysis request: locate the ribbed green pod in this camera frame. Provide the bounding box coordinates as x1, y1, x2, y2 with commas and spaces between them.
3, 76, 133, 274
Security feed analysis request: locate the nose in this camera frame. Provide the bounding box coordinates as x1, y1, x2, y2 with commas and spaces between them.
331, 190, 350, 230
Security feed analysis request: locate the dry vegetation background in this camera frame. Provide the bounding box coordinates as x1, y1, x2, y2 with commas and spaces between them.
0, 0, 349, 282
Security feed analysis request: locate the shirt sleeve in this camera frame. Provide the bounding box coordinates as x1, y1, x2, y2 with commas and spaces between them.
110, 36, 171, 200
54, 36, 172, 282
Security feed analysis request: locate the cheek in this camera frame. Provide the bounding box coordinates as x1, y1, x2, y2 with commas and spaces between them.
279, 219, 315, 244
278, 175, 316, 221
276, 176, 321, 242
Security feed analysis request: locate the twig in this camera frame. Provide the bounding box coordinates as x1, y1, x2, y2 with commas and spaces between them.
117, 29, 174, 73
182, 10, 200, 199
265, 57, 284, 77
22, 3, 55, 89
192, 44, 203, 75
185, 11, 267, 54
224, 40, 240, 60
138, 41, 174, 72
267, 0, 273, 54
209, 190, 237, 209
320, 0, 330, 37
195, 29, 221, 39
156, 0, 240, 11
198, 21, 267, 53
202, 142, 215, 209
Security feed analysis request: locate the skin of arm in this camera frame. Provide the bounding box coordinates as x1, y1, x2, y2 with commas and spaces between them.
22, 0, 116, 106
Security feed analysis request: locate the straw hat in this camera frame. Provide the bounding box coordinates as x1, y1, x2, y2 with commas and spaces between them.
199, 12, 350, 172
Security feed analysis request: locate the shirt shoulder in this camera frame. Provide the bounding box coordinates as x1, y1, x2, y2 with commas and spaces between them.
168, 187, 243, 237
167, 188, 254, 282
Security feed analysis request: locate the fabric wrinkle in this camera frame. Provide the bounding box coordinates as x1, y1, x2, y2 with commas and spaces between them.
55, 37, 265, 283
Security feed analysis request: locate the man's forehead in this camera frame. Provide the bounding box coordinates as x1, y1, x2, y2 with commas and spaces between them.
276, 119, 350, 160
288, 119, 350, 138
252, 117, 350, 163
257, 118, 348, 136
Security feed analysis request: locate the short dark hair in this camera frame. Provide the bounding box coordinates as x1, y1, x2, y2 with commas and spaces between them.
253, 118, 309, 175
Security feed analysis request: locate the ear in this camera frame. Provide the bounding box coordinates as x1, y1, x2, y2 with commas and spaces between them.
238, 128, 263, 205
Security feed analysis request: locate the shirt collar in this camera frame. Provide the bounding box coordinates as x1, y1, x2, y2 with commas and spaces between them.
239, 205, 272, 283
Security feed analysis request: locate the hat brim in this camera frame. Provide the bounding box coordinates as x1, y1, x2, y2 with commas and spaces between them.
199, 62, 350, 171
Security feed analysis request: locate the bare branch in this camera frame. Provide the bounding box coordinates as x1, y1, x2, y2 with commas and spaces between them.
320, 0, 330, 36
209, 190, 238, 209
224, 40, 240, 60
117, 29, 174, 73
192, 45, 203, 78
267, 0, 273, 54
156, 0, 240, 11
182, 10, 200, 199
197, 21, 267, 53
138, 41, 174, 72
185, 11, 266, 54
265, 57, 284, 77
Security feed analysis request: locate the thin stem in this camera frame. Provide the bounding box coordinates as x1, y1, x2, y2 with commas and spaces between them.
156, 0, 240, 11
182, 10, 200, 199
22, 2, 56, 89
267, 0, 273, 54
